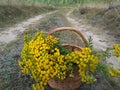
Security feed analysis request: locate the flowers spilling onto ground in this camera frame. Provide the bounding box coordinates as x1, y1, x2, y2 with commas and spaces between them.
18, 32, 120, 90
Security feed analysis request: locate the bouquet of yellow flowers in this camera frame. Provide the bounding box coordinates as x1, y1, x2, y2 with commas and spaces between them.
18, 27, 120, 90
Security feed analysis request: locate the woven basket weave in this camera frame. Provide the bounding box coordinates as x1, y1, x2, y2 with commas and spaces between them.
47, 27, 88, 90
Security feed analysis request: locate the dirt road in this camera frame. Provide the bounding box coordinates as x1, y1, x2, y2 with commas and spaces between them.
0, 9, 112, 50
0, 9, 120, 90
0, 11, 56, 45
66, 10, 116, 50
0, 9, 120, 69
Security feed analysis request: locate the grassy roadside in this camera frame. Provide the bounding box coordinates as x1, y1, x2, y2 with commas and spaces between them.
72, 6, 120, 43
0, 5, 56, 28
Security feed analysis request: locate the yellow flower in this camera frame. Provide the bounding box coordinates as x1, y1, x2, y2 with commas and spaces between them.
19, 32, 120, 90
113, 44, 120, 57
109, 71, 116, 77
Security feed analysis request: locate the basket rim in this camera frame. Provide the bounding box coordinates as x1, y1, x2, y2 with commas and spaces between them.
48, 27, 88, 49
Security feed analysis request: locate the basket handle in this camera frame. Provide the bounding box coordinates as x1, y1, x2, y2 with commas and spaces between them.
48, 27, 88, 51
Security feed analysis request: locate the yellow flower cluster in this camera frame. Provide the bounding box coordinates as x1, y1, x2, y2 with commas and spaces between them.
18, 32, 120, 90
66, 48, 98, 83
19, 32, 59, 90
113, 44, 120, 57
109, 67, 120, 77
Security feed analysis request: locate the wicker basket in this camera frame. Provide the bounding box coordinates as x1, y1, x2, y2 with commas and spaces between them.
47, 27, 88, 90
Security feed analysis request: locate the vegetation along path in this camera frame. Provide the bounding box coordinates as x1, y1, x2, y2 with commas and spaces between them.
67, 10, 115, 50
66, 10, 120, 69
0, 11, 56, 45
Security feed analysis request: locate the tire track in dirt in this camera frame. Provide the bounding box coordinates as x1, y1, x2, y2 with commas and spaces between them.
0, 11, 56, 45
66, 11, 109, 51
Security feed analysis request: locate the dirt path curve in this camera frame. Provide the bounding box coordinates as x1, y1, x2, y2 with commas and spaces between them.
0, 11, 56, 45
66, 10, 120, 69
66, 10, 113, 50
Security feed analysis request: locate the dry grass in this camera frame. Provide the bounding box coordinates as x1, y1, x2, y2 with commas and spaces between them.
0, 5, 56, 28
72, 5, 120, 44
83, 3, 108, 9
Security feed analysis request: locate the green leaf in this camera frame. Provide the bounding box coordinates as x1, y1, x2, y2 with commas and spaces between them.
69, 73, 74, 77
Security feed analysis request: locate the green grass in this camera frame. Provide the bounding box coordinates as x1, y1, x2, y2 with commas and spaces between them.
0, 0, 120, 7
0, 38, 34, 90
